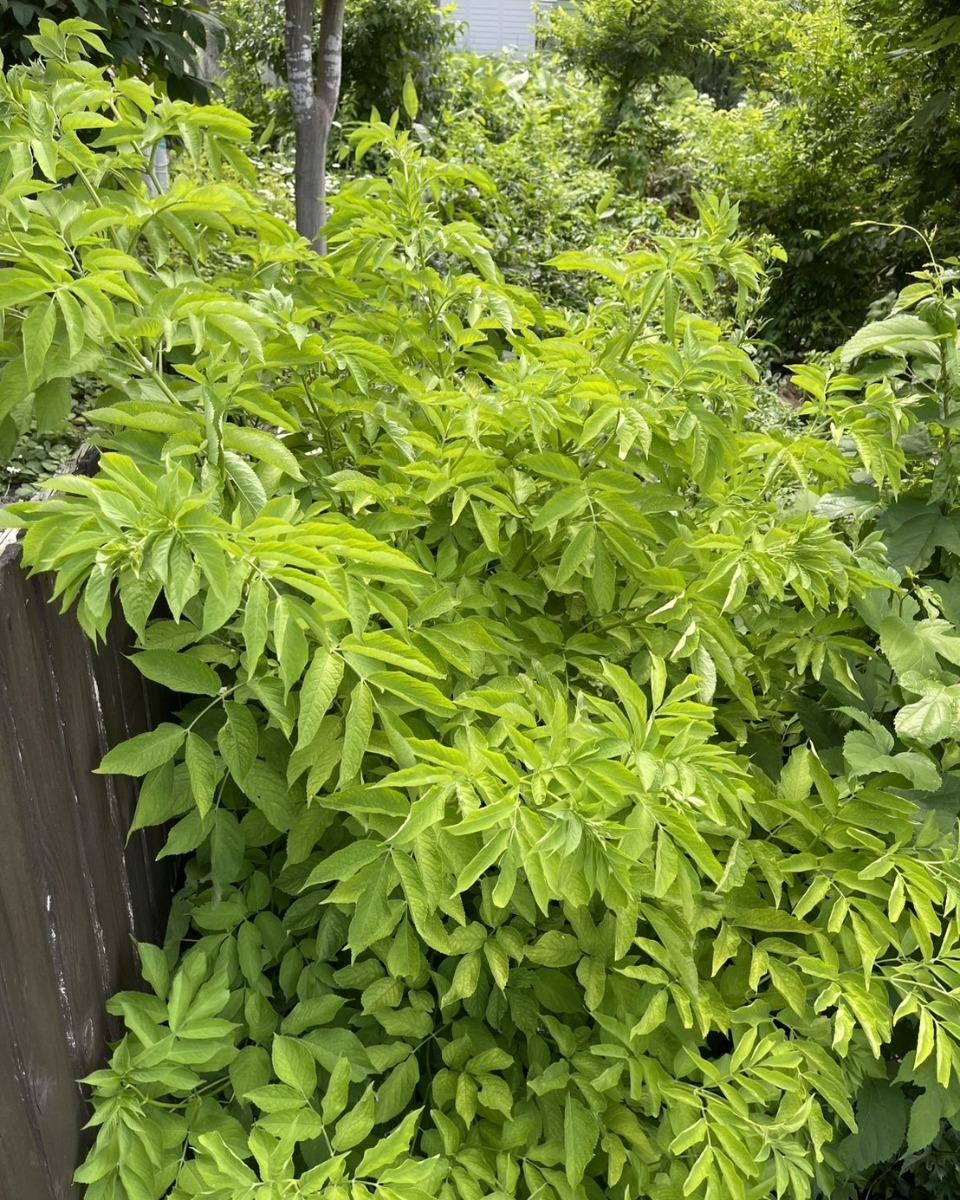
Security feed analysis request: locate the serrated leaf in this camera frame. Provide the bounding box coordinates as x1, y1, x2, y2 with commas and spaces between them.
895, 684, 960, 746
841, 1078, 907, 1171
297, 650, 344, 750
339, 680, 373, 786
454, 828, 511, 893
224, 450, 267, 512
332, 1083, 376, 1151
222, 425, 304, 479
274, 596, 309, 694
243, 577, 269, 672
322, 1056, 353, 1124
137, 942, 170, 1000
303, 839, 384, 888
564, 1094, 598, 1186
282, 995, 345, 1035
185, 731, 218, 817
131, 650, 221, 696
218, 701, 258, 782
272, 1035, 316, 1097
555, 524, 595, 587
96, 723, 185, 776
374, 1054, 419, 1124
356, 1108, 421, 1177
907, 1087, 948, 1153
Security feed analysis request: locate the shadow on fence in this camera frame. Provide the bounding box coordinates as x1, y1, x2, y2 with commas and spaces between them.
0, 535, 172, 1199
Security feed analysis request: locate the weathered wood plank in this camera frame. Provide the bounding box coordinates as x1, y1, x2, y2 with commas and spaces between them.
0, 671, 86, 1197
0, 988, 59, 1197
2, 565, 109, 1063
0, 528, 172, 1198
34, 574, 138, 1040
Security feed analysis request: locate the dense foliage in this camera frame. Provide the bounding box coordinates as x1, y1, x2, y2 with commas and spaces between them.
431, 55, 671, 308
8, 22, 960, 1200
547, 0, 730, 107
0, 0, 218, 99
541, 0, 960, 358
658, 0, 893, 355
854, 0, 960, 235
340, 0, 458, 127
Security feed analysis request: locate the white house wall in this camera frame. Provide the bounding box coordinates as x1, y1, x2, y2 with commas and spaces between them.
451, 0, 552, 53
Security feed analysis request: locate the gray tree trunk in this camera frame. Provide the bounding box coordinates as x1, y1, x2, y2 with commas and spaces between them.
284, 0, 346, 253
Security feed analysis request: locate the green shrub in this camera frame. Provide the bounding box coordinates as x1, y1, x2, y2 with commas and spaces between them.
786, 248, 960, 1200
543, 0, 735, 191
435, 54, 670, 306
653, 0, 911, 356
9, 23, 960, 1200
0, 18, 261, 465
852, 0, 960, 242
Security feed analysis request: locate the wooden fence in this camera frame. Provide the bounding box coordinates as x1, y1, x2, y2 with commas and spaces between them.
0, 531, 171, 1198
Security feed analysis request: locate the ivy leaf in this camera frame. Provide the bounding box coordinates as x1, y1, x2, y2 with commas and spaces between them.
895, 683, 960, 746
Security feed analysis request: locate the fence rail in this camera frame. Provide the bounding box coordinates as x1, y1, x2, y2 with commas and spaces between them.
0, 534, 171, 1199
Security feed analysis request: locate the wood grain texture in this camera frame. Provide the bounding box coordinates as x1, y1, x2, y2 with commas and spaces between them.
0, 543, 172, 1199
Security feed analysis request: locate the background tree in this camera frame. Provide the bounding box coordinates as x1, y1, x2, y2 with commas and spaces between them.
217, 0, 457, 173
284, 0, 346, 249
546, 0, 734, 190
0, 0, 220, 99
548, 0, 732, 113
340, 0, 457, 126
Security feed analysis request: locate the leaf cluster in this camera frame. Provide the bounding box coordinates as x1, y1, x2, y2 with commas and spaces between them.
6, 27, 960, 1200
785, 248, 960, 1197
0, 0, 219, 101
